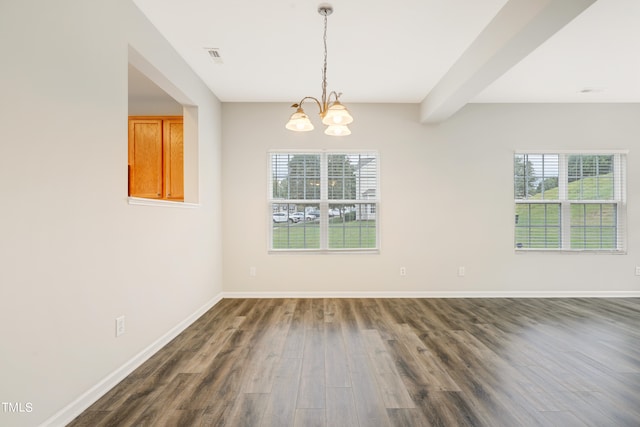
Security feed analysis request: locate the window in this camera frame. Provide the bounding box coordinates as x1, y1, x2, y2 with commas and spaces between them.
269, 151, 379, 252
514, 152, 626, 252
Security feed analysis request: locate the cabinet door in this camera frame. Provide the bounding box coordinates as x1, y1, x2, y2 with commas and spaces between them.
128, 119, 163, 198
163, 119, 184, 201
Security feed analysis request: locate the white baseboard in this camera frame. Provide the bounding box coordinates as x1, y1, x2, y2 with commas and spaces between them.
41, 293, 224, 427
223, 291, 640, 298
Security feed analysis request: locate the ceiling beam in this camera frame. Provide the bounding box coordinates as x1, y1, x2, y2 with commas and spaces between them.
419, 0, 596, 124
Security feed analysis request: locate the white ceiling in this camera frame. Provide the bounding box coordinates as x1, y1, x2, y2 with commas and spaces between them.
131, 0, 639, 114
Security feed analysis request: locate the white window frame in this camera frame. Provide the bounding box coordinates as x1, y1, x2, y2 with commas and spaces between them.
268, 150, 380, 253
514, 150, 627, 253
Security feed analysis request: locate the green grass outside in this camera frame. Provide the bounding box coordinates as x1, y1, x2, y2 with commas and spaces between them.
272, 220, 376, 249
529, 173, 613, 200
515, 174, 617, 249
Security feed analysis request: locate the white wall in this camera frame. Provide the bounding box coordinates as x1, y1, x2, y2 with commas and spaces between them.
128, 64, 184, 116
0, 1, 637, 424
0, 1, 222, 426
222, 102, 640, 296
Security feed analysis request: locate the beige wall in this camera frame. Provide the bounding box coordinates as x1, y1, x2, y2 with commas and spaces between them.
222, 102, 640, 295
1, 1, 639, 425
0, 1, 223, 425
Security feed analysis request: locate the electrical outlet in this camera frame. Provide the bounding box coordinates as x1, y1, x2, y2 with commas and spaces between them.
400, 267, 407, 276
458, 266, 466, 277
249, 267, 256, 277
635, 266, 640, 276
116, 316, 125, 337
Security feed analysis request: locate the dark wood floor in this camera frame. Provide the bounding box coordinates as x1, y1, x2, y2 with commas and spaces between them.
69, 298, 640, 427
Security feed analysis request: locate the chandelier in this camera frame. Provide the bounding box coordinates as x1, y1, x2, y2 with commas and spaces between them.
285, 3, 353, 136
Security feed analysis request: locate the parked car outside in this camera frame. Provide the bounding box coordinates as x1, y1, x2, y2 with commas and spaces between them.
290, 212, 305, 222
305, 209, 321, 220
272, 212, 290, 223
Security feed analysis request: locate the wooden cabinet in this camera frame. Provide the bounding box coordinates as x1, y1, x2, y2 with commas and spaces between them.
162, 119, 184, 201
128, 116, 183, 201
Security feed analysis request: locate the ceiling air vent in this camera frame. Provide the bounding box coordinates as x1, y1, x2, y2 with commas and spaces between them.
205, 48, 223, 64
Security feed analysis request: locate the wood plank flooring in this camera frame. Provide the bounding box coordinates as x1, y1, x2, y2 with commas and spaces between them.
69, 298, 640, 426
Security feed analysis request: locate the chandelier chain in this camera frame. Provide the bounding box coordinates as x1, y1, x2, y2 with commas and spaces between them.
322, 12, 328, 108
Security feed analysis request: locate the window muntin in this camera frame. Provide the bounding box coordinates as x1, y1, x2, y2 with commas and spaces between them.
514, 152, 625, 252
567, 154, 614, 200
570, 203, 617, 249
515, 203, 561, 249
270, 152, 379, 252
272, 154, 321, 200
271, 203, 320, 250
328, 203, 377, 249
514, 154, 559, 200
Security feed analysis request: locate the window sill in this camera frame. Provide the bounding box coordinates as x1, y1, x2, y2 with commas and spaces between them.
127, 197, 199, 209
515, 249, 626, 255
269, 249, 380, 255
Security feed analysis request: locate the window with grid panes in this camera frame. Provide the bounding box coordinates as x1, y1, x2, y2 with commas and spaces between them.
269, 151, 379, 252
514, 152, 626, 252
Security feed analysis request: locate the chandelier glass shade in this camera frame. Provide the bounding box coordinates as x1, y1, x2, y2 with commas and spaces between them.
284, 107, 314, 132
322, 101, 353, 125
324, 124, 351, 136
285, 4, 353, 136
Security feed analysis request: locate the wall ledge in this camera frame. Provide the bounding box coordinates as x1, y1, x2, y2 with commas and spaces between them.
127, 197, 200, 208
